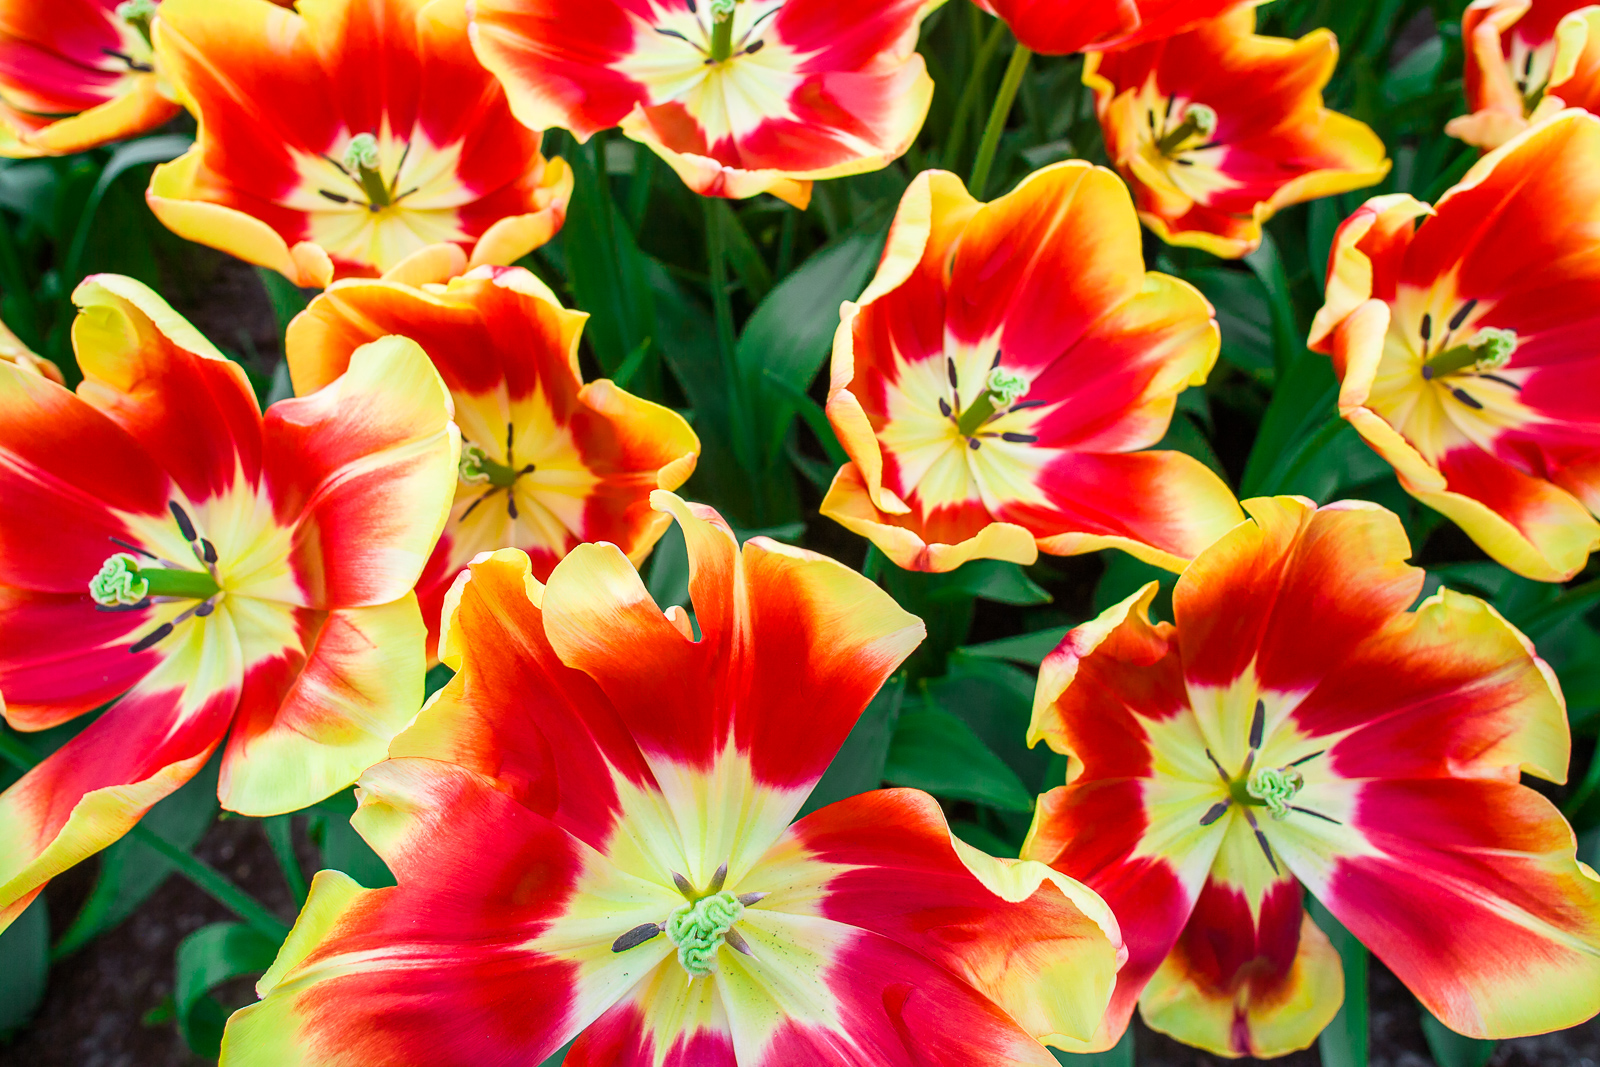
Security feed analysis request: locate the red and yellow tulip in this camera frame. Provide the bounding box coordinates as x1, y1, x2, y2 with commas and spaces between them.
972, 0, 1261, 56
287, 264, 701, 660
0, 274, 459, 932
146, 0, 571, 289
218, 492, 1125, 1065
1309, 109, 1600, 582
823, 162, 1242, 573
0, 318, 61, 383
0, 0, 180, 157
465, 0, 942, 208
1448, 0, 1600, 150
1085, 8, 1389, 258
1025, 495, 1600, 1056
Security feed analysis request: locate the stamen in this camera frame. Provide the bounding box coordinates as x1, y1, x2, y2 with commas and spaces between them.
1246, 810, 1280, 874
457, 488, 500, 523
1249, 698, 1265, 749
1204, 748, 1231, 784
1448, 298, 1479, 332
1198, 800, 1231, 826
672, 871, 696, 899
1451, 387, 1484, 410
108, 536, 157, 560
612, 922, 665, 953
130, 622, 173, 654
169, 501, 197, 543
200, 539, 218, 565
737, 891, 767, 906
319, 190, 352, 204
938, 398, 953, 419
1000, 433, 1038, 444
1420, 312, 1432, 343
723, 927, 756, 958
1289, 805, 1341, 825
707, 863, 728, 894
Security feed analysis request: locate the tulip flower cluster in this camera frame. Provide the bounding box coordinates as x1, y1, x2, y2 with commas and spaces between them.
2, 0, 1599, 1064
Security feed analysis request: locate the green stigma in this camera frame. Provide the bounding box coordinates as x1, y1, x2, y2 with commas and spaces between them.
90, 553, 150, 607
1466, 327, 1517, 370
342, 133, 396, 209
665, 890, 743, 977
985, 366, 1028, 407
343, 133, 379, 173
1246, 766, 1304, 821
459, 443, 492, 486
116, 0, 157, 45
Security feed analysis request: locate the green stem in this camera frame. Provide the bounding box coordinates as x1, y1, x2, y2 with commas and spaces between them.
710, 8, 736, 62
704, 198, 756, 478
1155, 114, 1206, 155
1421, 342, 1482, 380
968, 40, 1032, 199
0, 729, 288, 942
138, 566, 221, 601
954, 392, 997, 436
354, 163, 392, 209
942, 19, 1008, 172
264, 815, 308, 907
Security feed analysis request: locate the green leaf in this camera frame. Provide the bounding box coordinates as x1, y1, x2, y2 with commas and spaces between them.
950, 820, 1018, 858
1419, 1005, 1496, 1067
645, 517, 690, 614
60, 134, 193, 289
174, 921, 282, 1057
1094, 552, 1173, 618
560, 137, 657, 380
1383, 36, 1444, 105
53, 754, 220, 958
960, 626, 1069, 667
884, 708, 1034, 812
425, 662, 456, 699
800, 676, 905, 817
541, 1041, 573, 1066
0, 894, 48, 1039
256, 266, 310, 337
1239, 354, 1340, 497
1052, 1026, 1133, 1065
1310, 896, 1369, 1067
319, 812, 396, 889
1182, 265, 1275, 379
928, 560, 1052, 606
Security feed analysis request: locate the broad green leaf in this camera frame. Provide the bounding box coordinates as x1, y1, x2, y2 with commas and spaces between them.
645, 518, 690, 613
60, 134, 193, 287
541, 1041, 573, 1066
928, 560, 1052, 606
0, 894, 48, 1039
1154, 411, 1226, 479
950, 820, 1018, 859
924, 651, 1050, 789
319, 812, 396, 889
175, 921, 283, 1057
1419, 1006, 1495, 1067
1384, 36, 1443, 104
53, 754, 220, 958
425, 662, 456, 699
1239, 354, 1340, 497
1310, 896, 1369, 1067
1183, 265, 1274, 379
885, 708, 1034, 812
1052, 1026, 1133, 1065
800, 676, 905, 817
256, 266, 309, 337
1094, 552, 1173, 619
960, 626, 1069, 667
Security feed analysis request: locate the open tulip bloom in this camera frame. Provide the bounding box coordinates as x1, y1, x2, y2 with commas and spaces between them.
465, 0, 942, 208
823, 161, 1243, 573
146, 0, 571, 289
1085, 8, 1389, 258
1448, 0, 1600, 149
0, 0, 180, 156
972, 0, 1261, 56
1024, 495, 1600, 1057
0, 274, 460, 931
218, 492, 1125, 1066
286, 264, 701, 659
1310, 109, 1600, 582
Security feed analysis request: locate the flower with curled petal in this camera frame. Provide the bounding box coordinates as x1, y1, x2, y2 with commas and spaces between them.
1025, 496, 1600, 1057
0, 274, 459, 933
286, 263, 701, 660
823, 161, 1243, 573
1448, 0, 1600, 149
1309, 109, 1600, 581
465, 0, 943, 208
1085, 8, 1389, 258
0, 318, 61, 383
217, 492, 1126, 1066
145, 0, 571, 289
0, 0, 181, 157
972, 0, 1262, 56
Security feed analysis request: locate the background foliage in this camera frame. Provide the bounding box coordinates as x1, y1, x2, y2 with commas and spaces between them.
1, 0, 1598, 1064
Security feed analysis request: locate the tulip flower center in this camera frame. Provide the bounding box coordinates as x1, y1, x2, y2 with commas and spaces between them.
609, 863, 766, 979
938, 358, 1041, 450
1507, 38, 1556, 116
111, 0, 157, 71
88, 501, 227, 653
1413, 299, 1521, 411
1154, 102, 1217, 156
666, 891, 744, 976
458, 423, 538, 523
1244, 766, 1304, 820
709, 0, 739, 63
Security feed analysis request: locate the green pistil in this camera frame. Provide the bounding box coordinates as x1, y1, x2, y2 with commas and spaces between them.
116, 0, 157, 48
1245, 766, 1304, 821
665, 890, 743, 977
343, 133, 392, 209
90, 553, 219, 606
709, 0, 738, 63
1155, 103, 1217, 155
459, 443, 520, 488
1421, 326, 1517, 380
955, 367, 1029, 436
